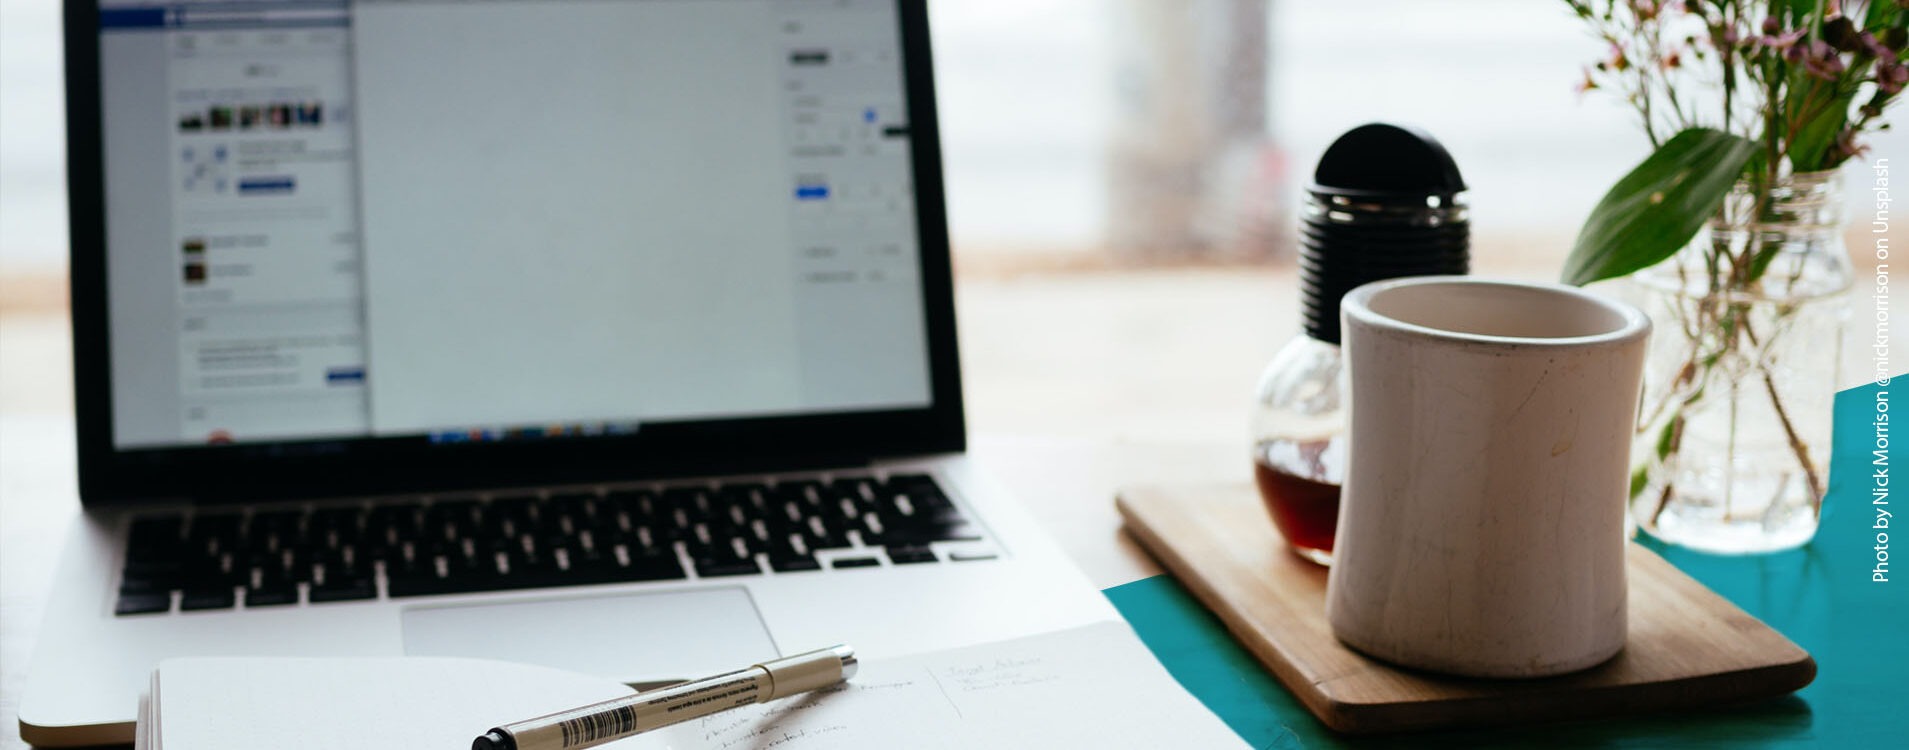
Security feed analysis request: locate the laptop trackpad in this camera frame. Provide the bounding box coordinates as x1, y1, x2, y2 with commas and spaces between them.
400, 587, 776, 683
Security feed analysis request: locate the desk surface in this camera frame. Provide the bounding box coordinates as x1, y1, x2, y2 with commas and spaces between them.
0, 419, 1238, 750
5, 265, 1896, 748
0, 301, 1252, 744
14, 431, 1903, 749
0, 268, 1294, 747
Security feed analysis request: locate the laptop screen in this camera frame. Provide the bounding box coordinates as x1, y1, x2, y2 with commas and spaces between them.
93, 0, 935, 451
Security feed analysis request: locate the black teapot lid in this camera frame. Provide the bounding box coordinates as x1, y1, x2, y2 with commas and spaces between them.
1308, 122, 1467, 200
1299, 123, 1470, 345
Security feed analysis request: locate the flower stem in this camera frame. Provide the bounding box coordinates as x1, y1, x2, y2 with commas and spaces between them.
1764, 372, 1826, 509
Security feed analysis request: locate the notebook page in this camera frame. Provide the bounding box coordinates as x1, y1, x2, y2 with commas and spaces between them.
133, 688, 151, 750
154, 656, 635, 750
632, 621, 1247, 750
148, 622, 1244, 749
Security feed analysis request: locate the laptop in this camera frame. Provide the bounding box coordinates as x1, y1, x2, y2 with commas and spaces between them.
21, 0, 1118, 744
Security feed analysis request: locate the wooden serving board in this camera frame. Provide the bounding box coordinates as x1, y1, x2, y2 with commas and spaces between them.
1116, 483, 1816, 735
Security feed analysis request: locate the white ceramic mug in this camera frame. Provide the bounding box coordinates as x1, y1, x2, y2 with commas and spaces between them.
1324, 277, 1650, 678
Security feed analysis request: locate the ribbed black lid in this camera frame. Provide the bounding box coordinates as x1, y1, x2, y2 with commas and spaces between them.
1301, 123, 1469, 344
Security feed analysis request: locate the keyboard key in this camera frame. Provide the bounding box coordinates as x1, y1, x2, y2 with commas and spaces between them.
885, 545, 938, 565
804, 516, 851, 550
628, 492, 662, 518
769, 554, 821, 573
858, 512, 890, 545
718, 485, 768, 517
245, 585, 299, 607
115, 592, 172, 616
386, 574, 480, 598
926, 520, 983, 542
116, 473, 975, 614
124, 558, 184, 576
830, 557, 881, 569
829, 478, 879, 511
189, 514, 242, 554
119, 564, 180, 593
883, 509, 983, 544
610, 553, 687, 582
281, 549, 314, 582
547, 493, 599, 530
774, 481, 827, 517
488, 496, 537, 534
309, 578, 377, 602
247, 511, 305, 551
181, 553, 242, 589
488, 570, 567, 593
694, 559, 763, 578
180, 587, 236, 611
664, 488, 709, 523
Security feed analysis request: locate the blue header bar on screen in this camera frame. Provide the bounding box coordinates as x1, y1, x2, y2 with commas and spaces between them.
101, 3, 348, 30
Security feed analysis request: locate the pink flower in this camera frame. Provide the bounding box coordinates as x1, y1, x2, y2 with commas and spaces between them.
1760, 28, 1807, 51
1608, 42, 1631, 71
1879, 60, 1909, 95
1831, 128, 1869, 162
1861, 31, 1893, 58
1796, 40, 1847, 80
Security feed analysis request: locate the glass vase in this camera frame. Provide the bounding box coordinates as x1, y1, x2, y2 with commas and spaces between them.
1628, 169, 1853, 554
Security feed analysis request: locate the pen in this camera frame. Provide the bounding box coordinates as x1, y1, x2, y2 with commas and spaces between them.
471, 644, 857, 750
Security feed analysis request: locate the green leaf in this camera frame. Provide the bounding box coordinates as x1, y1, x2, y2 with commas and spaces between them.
1562, 128, 1759, 286
1749, 242, 1785, 281
1785, 0, 1821, 28
1790, 96, 1850, 172
1865, 0, 1899, 32
1789, 63, 1864, 171
1654, 415, 1680, 459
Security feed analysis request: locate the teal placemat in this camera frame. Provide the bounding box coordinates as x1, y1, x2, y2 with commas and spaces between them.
1106, 380, 1906, 748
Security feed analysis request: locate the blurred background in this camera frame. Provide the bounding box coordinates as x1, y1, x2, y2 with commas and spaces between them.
5, 0, 1904, 443
935, 0, 1647, 271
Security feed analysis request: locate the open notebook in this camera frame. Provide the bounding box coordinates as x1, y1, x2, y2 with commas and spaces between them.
134, 621, 1246, 749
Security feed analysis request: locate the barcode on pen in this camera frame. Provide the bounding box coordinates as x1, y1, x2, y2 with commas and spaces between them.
560, 704, 637, 747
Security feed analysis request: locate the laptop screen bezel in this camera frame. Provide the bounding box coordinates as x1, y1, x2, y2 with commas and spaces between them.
64, 0, 966, 507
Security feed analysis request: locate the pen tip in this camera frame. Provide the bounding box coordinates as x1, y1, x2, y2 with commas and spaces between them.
832, 644, 858, 682
472, 729, 513, 750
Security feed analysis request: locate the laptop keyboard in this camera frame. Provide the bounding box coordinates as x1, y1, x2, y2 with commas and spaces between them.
114, 473, 989, 616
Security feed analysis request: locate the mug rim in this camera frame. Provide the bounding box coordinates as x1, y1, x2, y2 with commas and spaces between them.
1341, 276, 1651, 348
